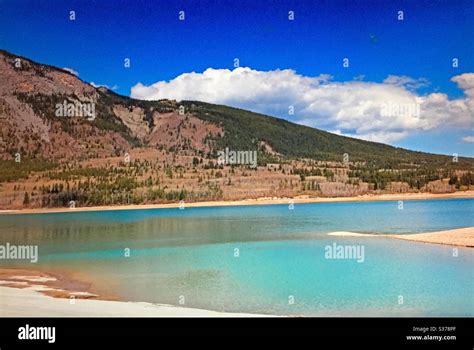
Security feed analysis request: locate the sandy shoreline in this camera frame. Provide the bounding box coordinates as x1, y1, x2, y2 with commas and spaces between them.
328, 227, 474, 248
386, 227, 474, 248
1, 190, 473, 215
0, 285, 269, 317
0, 268, 270, 317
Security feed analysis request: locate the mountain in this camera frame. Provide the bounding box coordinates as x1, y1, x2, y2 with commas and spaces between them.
1, 49, 473, 166
0, 49, 472, 208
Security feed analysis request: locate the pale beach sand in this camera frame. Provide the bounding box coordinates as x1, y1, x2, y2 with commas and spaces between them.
328, 227, 474, 248
1, 190, 473, 215
386, 227, 474, 247
0, 271, 271, 317
0, 284, 269, 317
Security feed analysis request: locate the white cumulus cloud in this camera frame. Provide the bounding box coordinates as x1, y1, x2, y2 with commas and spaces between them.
462, 136, 474, 143
131, 68, 474, 143
383, 75, 430, 90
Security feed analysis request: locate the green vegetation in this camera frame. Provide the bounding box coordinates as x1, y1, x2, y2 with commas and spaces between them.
178, 101, 474, 169
0, 158, 55, 183
29, 161, 225, 208
449, 173, 474, 189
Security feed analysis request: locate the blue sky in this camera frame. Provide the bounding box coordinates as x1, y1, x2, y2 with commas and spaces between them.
1, 0, 473, 156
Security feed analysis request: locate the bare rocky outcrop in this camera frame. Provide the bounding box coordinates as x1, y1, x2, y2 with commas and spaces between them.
0, 50, 226, 161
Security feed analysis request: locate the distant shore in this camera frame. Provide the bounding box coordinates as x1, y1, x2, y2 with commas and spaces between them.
1, 190, 473, 215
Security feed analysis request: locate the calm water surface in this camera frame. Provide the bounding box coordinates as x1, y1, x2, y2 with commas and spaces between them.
0, 198, 473, 316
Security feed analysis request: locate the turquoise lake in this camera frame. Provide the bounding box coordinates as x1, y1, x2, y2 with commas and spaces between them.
0, 198, 473, 316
